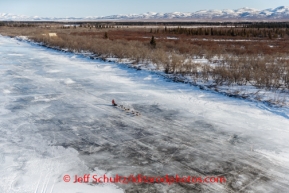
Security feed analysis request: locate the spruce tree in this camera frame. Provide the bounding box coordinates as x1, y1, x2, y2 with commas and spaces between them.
104, 32, 108, 39
269, 32, 272, 39
150, 36, 156, 48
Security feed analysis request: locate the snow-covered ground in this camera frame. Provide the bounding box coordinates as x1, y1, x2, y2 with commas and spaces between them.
0, 36, 289, 192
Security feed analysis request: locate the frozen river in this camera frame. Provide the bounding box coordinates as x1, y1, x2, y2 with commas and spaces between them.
0, 36, 289, 193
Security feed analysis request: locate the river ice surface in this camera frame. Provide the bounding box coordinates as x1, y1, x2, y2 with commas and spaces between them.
0, 36, 289, 193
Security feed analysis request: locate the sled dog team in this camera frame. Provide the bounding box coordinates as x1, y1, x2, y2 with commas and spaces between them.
112, 99, 141, 116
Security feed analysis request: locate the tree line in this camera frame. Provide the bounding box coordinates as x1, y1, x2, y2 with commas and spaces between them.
150, 27, 289, 38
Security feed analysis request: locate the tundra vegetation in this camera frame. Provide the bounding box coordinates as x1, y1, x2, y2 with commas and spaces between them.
1, 22, 289, 105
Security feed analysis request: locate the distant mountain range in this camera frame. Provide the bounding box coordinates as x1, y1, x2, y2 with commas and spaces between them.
1, 6, 289, 21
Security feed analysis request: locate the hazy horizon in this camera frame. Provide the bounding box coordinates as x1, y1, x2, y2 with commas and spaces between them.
0, 0, 288, 17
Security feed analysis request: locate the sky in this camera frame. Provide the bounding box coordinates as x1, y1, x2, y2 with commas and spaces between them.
0, 0, 288, 17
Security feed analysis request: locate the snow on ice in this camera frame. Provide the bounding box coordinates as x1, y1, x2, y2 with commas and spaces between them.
0, 36, 289, 192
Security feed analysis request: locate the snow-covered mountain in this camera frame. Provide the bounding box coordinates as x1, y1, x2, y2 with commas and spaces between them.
1, 6, 289, 21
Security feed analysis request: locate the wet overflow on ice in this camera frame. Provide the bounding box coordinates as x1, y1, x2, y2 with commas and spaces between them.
0, 36, 289, 193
